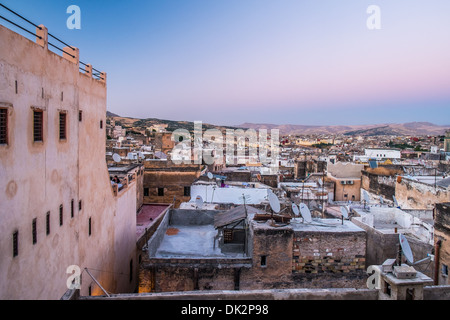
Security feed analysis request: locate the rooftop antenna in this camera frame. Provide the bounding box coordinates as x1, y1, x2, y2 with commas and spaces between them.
112, 153, 121, 163
240, 193, 251, 206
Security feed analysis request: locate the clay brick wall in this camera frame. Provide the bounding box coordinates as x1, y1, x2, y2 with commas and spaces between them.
292, 231, 366, 275
143, 161, 202, 208
241, 224, 294, 290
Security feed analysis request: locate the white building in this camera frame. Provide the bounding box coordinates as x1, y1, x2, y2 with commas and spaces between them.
354, 148, 402, 162
189, 181, 272, 205
365, 148, 401, 160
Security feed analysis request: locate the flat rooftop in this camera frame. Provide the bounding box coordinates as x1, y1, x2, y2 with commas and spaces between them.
149, 206, 265, 259
352, 207, 434, 243
154, 224, 246, 259
289, 218, 365, 233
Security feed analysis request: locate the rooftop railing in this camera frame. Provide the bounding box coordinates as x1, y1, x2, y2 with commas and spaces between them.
0, 3, 106, 81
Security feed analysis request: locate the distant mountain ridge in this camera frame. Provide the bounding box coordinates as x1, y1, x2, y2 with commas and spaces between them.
106, 111, 448, 136
236, 122, 449, 136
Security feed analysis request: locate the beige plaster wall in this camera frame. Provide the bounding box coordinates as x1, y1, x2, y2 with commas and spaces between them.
0, 25, 137, 299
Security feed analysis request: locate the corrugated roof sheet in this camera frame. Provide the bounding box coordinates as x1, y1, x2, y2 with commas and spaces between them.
214, 205, 247, 229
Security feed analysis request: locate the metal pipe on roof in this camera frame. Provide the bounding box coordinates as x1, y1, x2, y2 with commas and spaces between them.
434, 240, 442, 286
84, 268, 111, 297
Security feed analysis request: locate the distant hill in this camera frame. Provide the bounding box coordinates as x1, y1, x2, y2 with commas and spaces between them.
236, 122, 449, 136
106, 114, 242, 134
106, 111, 448, 136
106, 111, 121, 118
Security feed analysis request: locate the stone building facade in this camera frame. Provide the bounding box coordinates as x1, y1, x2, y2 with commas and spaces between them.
143, 159, 203, 208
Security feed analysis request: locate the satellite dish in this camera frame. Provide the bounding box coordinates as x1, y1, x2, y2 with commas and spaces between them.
340, 206, 349, 219
268, 192, 281, 214
207, 172, 213, 180
292, 203, 300, 217
113, 153, 121, 163
399, 234, 414, 265
195, 196, 204, 208
299, 203, 312, 223
393, 196, 400, 208
362, 190, 370, 204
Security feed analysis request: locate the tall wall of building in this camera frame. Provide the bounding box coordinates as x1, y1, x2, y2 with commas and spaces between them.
0, 24, 137, 299
435, 203, 450, 285
395, 177, 449, 210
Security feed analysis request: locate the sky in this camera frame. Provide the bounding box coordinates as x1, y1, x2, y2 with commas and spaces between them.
1, 0, 450, 126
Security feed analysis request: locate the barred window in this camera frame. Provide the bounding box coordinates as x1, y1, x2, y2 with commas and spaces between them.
0, 108, 7, 144
59, 205, 64, 226
13, 231, 19, 257
46, 212, 51, 236
59, 112, 67, 140
33, 110, 43, 142
32, 218, 37, 245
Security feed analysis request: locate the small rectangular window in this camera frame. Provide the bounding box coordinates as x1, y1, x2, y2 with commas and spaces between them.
71, 199, 74, 218
88, 217, 92, 236
443, 264, 449, 277
79, 111, 83, 122
13, 231, 19, 257
261, 256, 267, 267
158, 188, 164, 197
32, 218, 37, 245
61, 92, 64, 102
384, 281, 391, 296
15, 80, 18, 94
79, 200, 82, 211
59, 112, 67, 140
59, 205, 64, 226
0, 108, 7, 145
129, 259, 133, 283
33, 110, 43, 142
46, 212, 51, 236
144, 188, 149, 197
100, 120, 103, 129
184, 186, 191, 197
